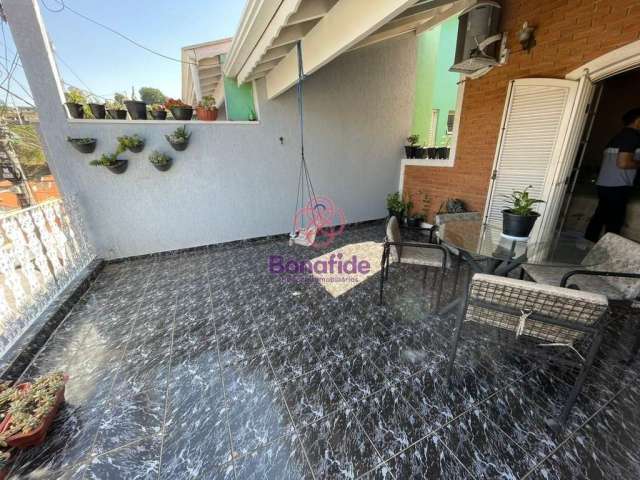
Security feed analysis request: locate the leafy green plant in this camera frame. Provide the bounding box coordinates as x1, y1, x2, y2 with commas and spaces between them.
149, 103, 166, 112
149, 150, 171, 166
386, 192, 407, 216
406, 134, 420, 146
166, 125, 190, 144
248, 109, 257, 121
64, 88, 86, 104
116, 134, 144, 155
197, 95, 216, 110
90, 153, 119, 167
504, 186, 544, 216
105, 99, 125, 110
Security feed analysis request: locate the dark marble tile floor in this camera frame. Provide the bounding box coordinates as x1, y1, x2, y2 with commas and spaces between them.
5, 223, 640, 479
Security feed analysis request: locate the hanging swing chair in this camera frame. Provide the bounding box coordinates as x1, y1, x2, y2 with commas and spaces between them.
289, 41, 321, 247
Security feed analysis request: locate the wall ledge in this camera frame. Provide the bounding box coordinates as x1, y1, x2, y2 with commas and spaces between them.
67, 119, 261, 126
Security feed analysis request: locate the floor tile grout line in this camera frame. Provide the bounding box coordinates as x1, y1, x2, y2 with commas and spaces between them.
207, 265, 239, 479
257, 324, 319, 480
81, 260, 162, 479
519, 380, 635, 479
153, 274, 182, 480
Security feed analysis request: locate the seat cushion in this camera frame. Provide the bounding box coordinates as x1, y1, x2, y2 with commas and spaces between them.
524, 264, 626, 300
399, 246, 446, 268
582, 233, 640, 300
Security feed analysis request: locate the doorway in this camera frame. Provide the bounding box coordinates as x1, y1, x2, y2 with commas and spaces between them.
557, 68, 640, 243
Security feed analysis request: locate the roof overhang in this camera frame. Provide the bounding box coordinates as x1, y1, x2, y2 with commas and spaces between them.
181, 37, 232, 107
223, 0, 474, 99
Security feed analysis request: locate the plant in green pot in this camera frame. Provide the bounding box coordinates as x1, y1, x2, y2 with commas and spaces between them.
386, 192, 406, 222
149, 150, 172, 172
165, 125, 191, 151
165, 98, 193, 121
404, 135, 419, 159
502, 186, 544, 238
105, 99, 127, 119
89, 153, 128, 174
116, 134, 145, 154
67, 137, 97, 154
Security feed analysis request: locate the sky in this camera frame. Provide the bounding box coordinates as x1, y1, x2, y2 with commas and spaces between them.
2, 0, 246, 105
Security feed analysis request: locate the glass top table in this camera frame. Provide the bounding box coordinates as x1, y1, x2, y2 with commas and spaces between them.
437, 220, 600, 273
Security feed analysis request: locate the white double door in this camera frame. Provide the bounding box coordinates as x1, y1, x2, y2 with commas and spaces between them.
483, 75, 596, 246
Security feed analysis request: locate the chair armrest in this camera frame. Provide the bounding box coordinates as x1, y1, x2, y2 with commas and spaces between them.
560, 270, 640, 288
383, 241, 448, 266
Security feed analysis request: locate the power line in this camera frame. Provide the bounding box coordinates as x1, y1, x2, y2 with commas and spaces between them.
0, 85, 35, 108
54, 52, 108, 100
40, 0, 196, 66
40, 0, 65, 13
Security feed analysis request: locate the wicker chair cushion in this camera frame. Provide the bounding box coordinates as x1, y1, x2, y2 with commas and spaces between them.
399, 246, 445, 267
466, 274, 608, 345
581, 233, 640, 300
523, 265, 625, 300
386, 216, 402, 262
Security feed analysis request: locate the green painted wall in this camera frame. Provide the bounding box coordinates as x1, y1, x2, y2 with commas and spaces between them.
411, 17, 459, 147
224, 77, 256, 121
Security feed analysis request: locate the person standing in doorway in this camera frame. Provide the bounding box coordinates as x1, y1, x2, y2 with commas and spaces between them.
585, 108, 640, 242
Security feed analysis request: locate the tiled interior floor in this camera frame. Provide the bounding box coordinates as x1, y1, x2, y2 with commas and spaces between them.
6, 223, 640, 479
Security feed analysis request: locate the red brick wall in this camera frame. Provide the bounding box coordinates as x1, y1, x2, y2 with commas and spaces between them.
403, 0, 640, 221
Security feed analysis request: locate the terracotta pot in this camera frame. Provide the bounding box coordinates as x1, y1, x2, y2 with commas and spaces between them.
0, 383, 65, 449
196, 106, 218, 121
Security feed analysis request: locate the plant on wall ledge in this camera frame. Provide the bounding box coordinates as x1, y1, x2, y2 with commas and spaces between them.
405, 135, 420, 159
116, 134, 145, 154
64, 88, 86, 119
248, 109, 257, 122
165, 126, 191, 151
67, 137, 97, 154
149, 104, 167, 120
89, 153, 128, 174
196, 95, 218, 121
165, 98, 193, 121
105, 100, 127, 120
149, 150, 172, 172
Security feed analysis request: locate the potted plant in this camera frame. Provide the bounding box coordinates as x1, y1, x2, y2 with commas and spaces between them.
64, 89, 85, 119
406, 191, 430, 227
106, 100, 127, 120
149, 104, 167, 120
415, 145, 428, 159
386, 192, 406, 222
165, 125, 190, 151
88, 101, 106, 119
124, 88, 147, 120
405, 135, 420, 158
89, 153, 128, 174
165, 98, 193, 121
502, 186, 544, 238
427, 146, 438, 159
67, 136, 97, 154
195, 95, 218, 121
149, 150, 172, 172
436, 133, 451, 159
0, 372, 66, 449
248, 109, 257, 122
116, 134, 145, 154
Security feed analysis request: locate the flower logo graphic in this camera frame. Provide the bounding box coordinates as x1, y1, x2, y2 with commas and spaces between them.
293, 196, 346, 249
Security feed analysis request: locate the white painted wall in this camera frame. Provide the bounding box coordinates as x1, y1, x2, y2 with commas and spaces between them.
6, 0, 416, 259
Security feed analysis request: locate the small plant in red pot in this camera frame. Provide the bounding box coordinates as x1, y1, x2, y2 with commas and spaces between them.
0, 372, 67, 449
165, 98, 193, 121
196, 95, 218, 121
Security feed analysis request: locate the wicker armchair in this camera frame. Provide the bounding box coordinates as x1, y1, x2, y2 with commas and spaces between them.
379, 216, 448, 311
447, 273, 609, 429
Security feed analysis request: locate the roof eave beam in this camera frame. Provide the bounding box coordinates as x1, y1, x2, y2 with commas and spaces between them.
265, 0, 420, 100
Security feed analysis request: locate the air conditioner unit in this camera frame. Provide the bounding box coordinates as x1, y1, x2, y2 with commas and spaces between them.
450, 1, 503, 75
